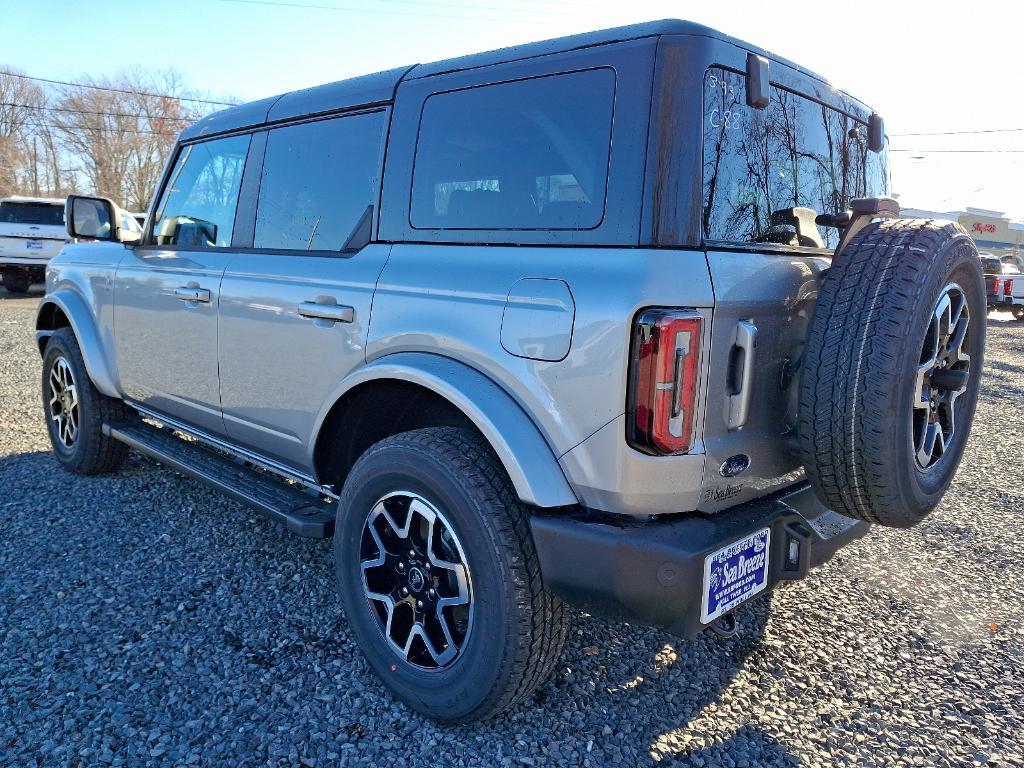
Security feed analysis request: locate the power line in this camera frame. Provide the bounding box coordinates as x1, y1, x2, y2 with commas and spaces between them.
18, 117, 179, 138
0, 70, 235, 107
891, 127, 1024, 137
374, 0, 574, 15
489, 0, 593, 6
890, 148, 1024, 154
215, 0, 537, 23
1, 101, 191, 123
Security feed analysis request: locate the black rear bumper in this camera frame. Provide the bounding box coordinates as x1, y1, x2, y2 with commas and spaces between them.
530, 482, 868, 638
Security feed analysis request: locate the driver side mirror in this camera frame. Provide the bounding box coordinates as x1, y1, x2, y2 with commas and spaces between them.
65, 195, 141, 244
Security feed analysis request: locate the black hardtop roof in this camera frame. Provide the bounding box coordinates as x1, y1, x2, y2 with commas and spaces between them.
179, 19, 839, 141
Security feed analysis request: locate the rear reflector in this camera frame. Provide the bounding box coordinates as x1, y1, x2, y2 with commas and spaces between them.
627, 309, 702, 455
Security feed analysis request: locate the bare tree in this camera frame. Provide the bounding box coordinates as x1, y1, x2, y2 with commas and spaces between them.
120, 69, 199, 211
0, 66, 228, 209
0, 69, 46, 197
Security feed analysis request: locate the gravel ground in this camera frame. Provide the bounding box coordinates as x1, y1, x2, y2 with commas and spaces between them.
2, 288, 1023, 768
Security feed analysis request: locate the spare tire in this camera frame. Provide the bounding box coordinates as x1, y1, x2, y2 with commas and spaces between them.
798, 219, 985, 528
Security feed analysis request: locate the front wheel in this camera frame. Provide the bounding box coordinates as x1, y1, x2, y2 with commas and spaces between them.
334, 427, 567, 722
42, 328, 131, 474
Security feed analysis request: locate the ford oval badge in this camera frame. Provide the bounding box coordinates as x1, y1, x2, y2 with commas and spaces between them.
720, 454, 751, 478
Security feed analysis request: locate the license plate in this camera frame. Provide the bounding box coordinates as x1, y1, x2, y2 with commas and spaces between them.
25, 240, 43, 250
700, 527, 771, 624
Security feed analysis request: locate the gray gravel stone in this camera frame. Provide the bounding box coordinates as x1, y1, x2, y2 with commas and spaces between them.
2, 291, 1024, 767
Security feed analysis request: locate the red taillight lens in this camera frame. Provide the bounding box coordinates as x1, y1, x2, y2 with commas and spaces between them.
1005, 277, 1014, 297
627, 309, 702, 455
993, 276, 1003, 296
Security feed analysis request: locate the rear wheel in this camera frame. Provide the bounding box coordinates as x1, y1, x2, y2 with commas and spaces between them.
799, 219, 985, 528
334, 427, 567, 722
1013, 306, 1024, 321
2, 270, 31, 294
42, 328, 131, 474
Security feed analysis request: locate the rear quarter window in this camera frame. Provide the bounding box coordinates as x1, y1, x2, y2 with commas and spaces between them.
410, 68, 616, 231
701, 67, 889, 250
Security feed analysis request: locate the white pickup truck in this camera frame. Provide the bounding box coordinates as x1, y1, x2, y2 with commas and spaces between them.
0, 196, 68, 294
1001, 256, 1024, 320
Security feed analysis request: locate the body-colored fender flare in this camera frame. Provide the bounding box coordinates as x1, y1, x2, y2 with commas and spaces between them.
311, 352, 578, 509
35, 290, 120, 398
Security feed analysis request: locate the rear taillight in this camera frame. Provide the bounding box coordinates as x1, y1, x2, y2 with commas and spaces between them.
992, 276, 1003, 296
627, 309, 702, 455
1005, 277, 1014, 297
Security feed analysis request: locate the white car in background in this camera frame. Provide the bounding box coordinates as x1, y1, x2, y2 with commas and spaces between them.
0, 196, 68, 294
0, 197, 144, 295
1000, 255, 1024, 320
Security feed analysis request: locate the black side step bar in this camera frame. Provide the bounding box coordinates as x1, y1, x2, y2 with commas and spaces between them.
104, 421, 337, 538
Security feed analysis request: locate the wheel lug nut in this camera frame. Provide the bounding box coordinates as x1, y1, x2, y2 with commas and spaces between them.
428, 588, 436, 598
417, 600, 423, 609
397, 562, 405, 572
409, 550, 416, 559
402, 587, 409, 596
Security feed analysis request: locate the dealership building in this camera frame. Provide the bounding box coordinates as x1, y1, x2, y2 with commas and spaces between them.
898, 205, 1024, 259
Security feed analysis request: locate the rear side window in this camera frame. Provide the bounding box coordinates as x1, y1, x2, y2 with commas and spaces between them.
411, 69, 615, 231
151, 133, 250, 248
0, 202, 64, 226
701, 67, 889, 249
255, 112, 386, 251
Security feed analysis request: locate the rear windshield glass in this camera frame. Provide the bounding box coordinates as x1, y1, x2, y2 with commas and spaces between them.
0, 202, 65, 226
701, 67, 889, 250
411, 68, 615, 231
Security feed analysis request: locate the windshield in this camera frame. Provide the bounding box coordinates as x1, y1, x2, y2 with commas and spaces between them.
701, 67, 889, 250
0, 202, 65, 227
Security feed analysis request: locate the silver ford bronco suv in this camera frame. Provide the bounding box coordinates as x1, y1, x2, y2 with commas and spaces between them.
37, 20, 985, 722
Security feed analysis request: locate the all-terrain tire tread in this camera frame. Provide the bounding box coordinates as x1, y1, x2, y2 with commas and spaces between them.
797, 218, 981, 527
354, 426, 567, 722
45, 327, 131, 475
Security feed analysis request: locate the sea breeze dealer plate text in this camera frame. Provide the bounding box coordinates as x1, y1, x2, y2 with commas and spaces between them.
700, 527, 771, 624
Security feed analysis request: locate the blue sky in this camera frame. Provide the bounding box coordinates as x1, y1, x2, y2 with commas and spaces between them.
4, 0, 1022, 216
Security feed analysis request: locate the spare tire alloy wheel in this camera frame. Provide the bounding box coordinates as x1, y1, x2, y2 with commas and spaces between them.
799, 219, 986, 528
48, 356, 80, 449
360, 491, 473, 669
913, 284, 971, 470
